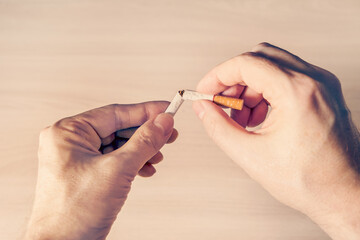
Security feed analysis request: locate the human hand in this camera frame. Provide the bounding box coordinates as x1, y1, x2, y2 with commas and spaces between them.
24, 102, 176, 240
193, 43, 360, 239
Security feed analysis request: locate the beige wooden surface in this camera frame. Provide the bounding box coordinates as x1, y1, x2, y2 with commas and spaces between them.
1, 1, 360, 239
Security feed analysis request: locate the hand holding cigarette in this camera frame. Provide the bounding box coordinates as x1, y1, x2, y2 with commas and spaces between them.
194, 43, 360, 239
24, 102, 177, 239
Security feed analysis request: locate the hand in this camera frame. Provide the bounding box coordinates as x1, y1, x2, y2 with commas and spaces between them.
24, 102, 176, 240
193, 43, 360, 239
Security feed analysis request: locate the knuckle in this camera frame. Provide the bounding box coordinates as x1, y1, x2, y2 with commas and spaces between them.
55, 118, 88, 138
319, 70, 341, 90
239, 51, 259, 59
238, 52, 286, 76
306, 67, 342, 97
137, 129, 160, 151
235, 52, 262, 67
109, 103, 120, 108
109, 103, 121, 112
291, 73, 318, 97
39, 126, 51, 139
291, 72, 325, 108
44, 118, 90, 144
294, 72, 319, 93
252, 42, 272, 52
238, 51, 269, 64
109, 103, 125, 130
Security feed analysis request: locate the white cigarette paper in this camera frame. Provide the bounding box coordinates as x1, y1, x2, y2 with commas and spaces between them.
165, 91, 184, 116
181, 90, 213, 101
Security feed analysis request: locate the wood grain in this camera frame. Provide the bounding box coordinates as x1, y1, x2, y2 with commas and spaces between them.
1, 1, 359, 239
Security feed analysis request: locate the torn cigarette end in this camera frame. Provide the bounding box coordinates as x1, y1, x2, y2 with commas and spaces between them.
165, 91, 184, 115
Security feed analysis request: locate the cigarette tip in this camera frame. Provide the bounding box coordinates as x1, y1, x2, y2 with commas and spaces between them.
178, 90, 185, 97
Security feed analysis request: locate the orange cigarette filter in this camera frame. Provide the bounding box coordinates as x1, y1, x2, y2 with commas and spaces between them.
213, 95, 244, 110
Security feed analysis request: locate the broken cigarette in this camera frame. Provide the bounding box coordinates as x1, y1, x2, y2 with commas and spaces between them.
180, 89, 244, 110
164, 91, 184, 115
115, 91, 184, 140
115, 89, 243, 139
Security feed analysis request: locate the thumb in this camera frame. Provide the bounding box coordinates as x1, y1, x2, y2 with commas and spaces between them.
193, 100, 258, 164
112, 113, 174, 173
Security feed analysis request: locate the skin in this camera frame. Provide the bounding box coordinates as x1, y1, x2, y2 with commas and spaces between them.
24, 43, 360, 240
193, 43, 360, 239
24, 102, 176, 240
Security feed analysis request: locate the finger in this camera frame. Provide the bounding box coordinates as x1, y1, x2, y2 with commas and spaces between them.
148, 152, 163, 164
78, 101, 169, 138
240, 86, 264, 108
196, 52, 291, 106
247, 100, 269, 128
110, 113, 174, 174
193, 100, 258, 161
102, 145, 114, 154
116, 127, 137, 139
138, 163, 156, 177
101, 133, 115, 146
116, 127, 178, 144
114, 138, 127, 149
230, 106, 251, 128
70, 101, 169, 149
220, 84, 245, 98
167, 128, 178, 144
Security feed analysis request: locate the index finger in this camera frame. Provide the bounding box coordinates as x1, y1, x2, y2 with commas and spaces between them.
196, 52, 292, 105
73, 101, 169, 139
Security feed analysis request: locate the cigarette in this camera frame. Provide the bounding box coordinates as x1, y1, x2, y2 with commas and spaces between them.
164, 91, 184, 115
180, 89, 244, 110
116, 91, 184, 140
114, 89, 243, 141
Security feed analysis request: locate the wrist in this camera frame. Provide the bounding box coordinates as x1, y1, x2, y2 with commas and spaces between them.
24, 210, 111, 240
301, 161, 360, 240
24, 214, 86, 240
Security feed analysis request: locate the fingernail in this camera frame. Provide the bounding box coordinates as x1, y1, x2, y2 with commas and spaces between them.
153, 113, 174, 136
193, 100, 205, 120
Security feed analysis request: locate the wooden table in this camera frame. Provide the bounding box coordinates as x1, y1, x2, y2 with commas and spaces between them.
1, 1, 359, 239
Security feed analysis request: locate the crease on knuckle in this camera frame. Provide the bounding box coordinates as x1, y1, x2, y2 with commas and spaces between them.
137, 129, 159, 151
47, 118, 94, 146
60, 119, 87, 137
142, 103, 151, 123
111, 103, 123, 130
294, 72, 319, 94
